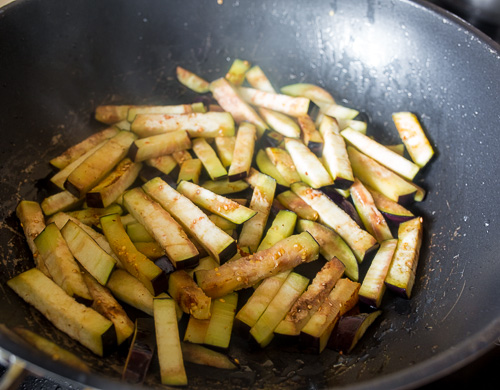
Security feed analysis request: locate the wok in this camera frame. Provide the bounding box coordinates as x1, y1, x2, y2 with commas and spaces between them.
0, 0, 499, 389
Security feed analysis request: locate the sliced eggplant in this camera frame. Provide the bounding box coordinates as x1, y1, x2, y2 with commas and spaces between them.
227, 122, 256, 181
350, 179, 393, 243
257, 209, 297, 251
129, 130, 191, 163
192, 137, 228, 181
291, 182, 378, 263
127, 104, 193, 122
34, 223, 93, 304
168, 270, 212, 320
95, 105, 132, 124
284, 138, 334, 189
65, 131, 137, 198
106, 269, 154, 316
238, 169, 276, 252
265, 147, 301, 186
154, 297, 187, 386
50, 127, 119, 170
238, 87, 310, 117
274, 258, 345, 336
143, 177, 236, 264
258, 107, 301, 138
126, 222, 155, 242
41, 190, 83, 216
122, 317, 156, 384
347, 146, 417, 205
134, 241, 166, 260
319, 103, 359, 122
145, 154, 178, 176
297, 115, 323, 156
66, 203, 123, 226
328, 310, 382, 353
246, 65, 276, 93
123, 187, 199, 269
204, 292, 238, 349
197, 232, 319, 298
176, 180, 256, 224
214, 136, 236, 168
276, 190, 318, 221
171, 149, 193, 165
61, 220, 117, 285
385, 217, 424, 298
86, 158, 142, 208
341, 127, 420, 180
209, 77, 268, 137
255, 149, 289, 188
201, 178, 249, 195
7, 268, 116, 357
181, 342, 237, 370
300, 278, 360, 353
100, 213, 168, 296
392, 112, 434, 168
250, 272, 309, 347
177, 158, 203, 184
207, 214, 237, 231
130, 112, 235, 138
83, 272, 135, 345
176, 66, 210, 94
225, 58, 251, 85
280, 83, 335, 106
367, 187, 414, 224
296, 219, 358, 282
184, 315, 210, 344
318, 115, 354, 190
359, 239, 398, 308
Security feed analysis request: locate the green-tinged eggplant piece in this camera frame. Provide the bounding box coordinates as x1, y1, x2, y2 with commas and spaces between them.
318, 115, 354, 190
177, 158, 203, 184
245, 65, 276, 93
128, 130, 191, 163
210, 77, 268, 137
107, 269, 154, 316
280, 83, 335, 107
291, 182, 378, 263
228, 122, 256, 181
16, 200, 50, 275
341, 127, 420, 180
204, 292, 238, 350
359, 239, 398, 308
257, 209, 297, 252
145, 154, 178, 176
181, 342, 237, 370
122, 318, 156, 384
296, 219, 358, 282
66, 204, 123, 226
86, 158, 142, 208
176, 66, 210, 94
367, 187, 415, 224
143, 177, 236, 264
214, 136, 236, 168
176, 180, 256, 225
131, 112, 234, 138
154, 298, 187, 386
61, 220, 117, 285
134, 241, 166, 260
350, 179, 393, 243
238, 87, 310, 117
100, 213, 168, 296
300, 278, 360, 354
250, 272, 309, 347
83, 272, 135, 345
41, 191, 83, 216
201, 178, 250, 195
265, 147, 301, 186
255, 149, 289, 189
50, 127, 119, 170
238, 169, 277, 252
127, 104, 193, 122
297, 115, 323, 156
168, 270, 211, 320
275, 258, 345, 336
284, 138, 334, 189
65, 131, 137, 198
385, 217, 424, 299
13, 327, 90, 372
276, 190, 318, 221
328, 311, 382, 353
126, 222, 155, 242
7, 268, 116, 357
34, 223, 93, 304
392, 112, 434, 168
197, 232, 319, 298
122, 187, 199, 269
258, 107, 301, 138
225, 58, 251, 85
192, 137, 228, 181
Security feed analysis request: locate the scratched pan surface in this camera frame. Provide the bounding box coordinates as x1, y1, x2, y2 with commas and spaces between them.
0, 0, 499, 389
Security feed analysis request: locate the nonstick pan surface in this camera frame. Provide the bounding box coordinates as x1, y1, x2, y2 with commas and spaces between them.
0, 0, 499, 389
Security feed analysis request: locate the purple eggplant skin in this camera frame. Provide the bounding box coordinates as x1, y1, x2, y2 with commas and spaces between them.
381, 211, 415, 224
256, 129, 284, 149
122, 318, 156, 384
139, 166, 179, 189
321, 187, 363, 228
328, 311, 382, 353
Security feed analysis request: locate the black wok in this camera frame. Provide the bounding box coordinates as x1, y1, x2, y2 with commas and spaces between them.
0, 0, 499, 389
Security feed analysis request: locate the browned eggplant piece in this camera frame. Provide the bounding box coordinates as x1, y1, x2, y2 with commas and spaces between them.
297, 114, 323, 156
227, 122, 256, 181
95, 105, 132, 124
168, 270, 212, 320
181, 342, 237, 370
127, 104, 193, 122
122, 318, 156, 384
328, 310, 382, 353
367, 187, 415, 224
128, 130, 191, 163
238, 87, 310, 117
176, 66, 210, 93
